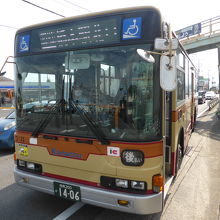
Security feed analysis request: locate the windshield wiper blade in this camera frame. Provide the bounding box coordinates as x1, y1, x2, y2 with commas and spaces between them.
31, 99, 65, 137
71, 102, 110, 145
32, 76, 67, 137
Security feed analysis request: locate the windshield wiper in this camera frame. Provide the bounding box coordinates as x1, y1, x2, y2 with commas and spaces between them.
67, 74, 109, 144
31, 99, 65, 137
32, 75, 67, 137
31, 100, 110, 145
70, 101, 110, 145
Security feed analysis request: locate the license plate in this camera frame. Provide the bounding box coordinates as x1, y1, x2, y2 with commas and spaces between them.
54, 182, 81, 201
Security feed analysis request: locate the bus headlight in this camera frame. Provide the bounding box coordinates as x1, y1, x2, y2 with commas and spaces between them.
18, 159, 26, 167
100, 176, 147, 192
121, 150, 144, 166
115, 179, 128, 188
26, 162, 35, 170
131, 181, 145, 190
17, 159, 42, 174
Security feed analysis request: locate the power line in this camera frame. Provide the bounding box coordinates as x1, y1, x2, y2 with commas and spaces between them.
52, 0, 81, 14
21, 0, 65, 18
64, 0, 92, 12
0, 24, 18, 30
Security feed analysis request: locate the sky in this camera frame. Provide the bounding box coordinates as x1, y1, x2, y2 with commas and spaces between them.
0, 0, 219, 85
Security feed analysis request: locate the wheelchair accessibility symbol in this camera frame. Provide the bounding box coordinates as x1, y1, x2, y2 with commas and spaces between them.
19, 35, 30, 52
122, 17, 142, 40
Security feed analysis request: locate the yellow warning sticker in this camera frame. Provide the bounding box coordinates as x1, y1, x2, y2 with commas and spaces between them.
18, 145, 28, 157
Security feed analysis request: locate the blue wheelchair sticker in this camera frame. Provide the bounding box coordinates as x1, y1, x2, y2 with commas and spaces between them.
19, 35, 30, 52
122, 17, 142, 40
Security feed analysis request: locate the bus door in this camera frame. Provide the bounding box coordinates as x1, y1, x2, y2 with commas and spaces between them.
165, 91, 172, 175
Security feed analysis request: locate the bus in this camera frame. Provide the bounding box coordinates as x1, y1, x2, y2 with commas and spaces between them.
13, 6, 197, 215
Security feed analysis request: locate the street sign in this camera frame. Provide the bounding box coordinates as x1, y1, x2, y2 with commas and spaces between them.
176, 23, 201, 39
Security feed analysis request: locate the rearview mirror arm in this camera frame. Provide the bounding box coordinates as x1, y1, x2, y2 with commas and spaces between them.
0, 56, 15, 75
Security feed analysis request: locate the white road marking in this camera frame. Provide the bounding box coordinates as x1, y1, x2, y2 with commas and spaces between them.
197, 107, 209, 118
53, 202, 85, 220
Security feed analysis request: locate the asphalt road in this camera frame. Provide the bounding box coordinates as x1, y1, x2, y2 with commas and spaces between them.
0, 104, 219, 219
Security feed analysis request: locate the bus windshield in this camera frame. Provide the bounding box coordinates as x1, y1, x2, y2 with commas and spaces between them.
16, 44, 161, 142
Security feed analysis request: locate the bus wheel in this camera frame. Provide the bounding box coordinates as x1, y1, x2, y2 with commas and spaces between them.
176, 141, 183, 175
192, 109, 197, 132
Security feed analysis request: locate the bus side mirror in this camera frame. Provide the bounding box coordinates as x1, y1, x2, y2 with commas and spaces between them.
160, 55, 177, 91
0, 56, 15, 76
137, 49, 155, 63
0, 71, 6, 76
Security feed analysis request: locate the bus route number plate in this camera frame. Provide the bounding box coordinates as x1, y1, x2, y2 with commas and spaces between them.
54, 182, 81, 201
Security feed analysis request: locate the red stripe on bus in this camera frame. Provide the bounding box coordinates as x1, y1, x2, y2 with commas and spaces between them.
43, 172, 154, 195
44, 172, 98, 187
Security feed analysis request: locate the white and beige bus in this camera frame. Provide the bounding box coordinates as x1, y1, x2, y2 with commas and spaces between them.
13, 6, 197, 215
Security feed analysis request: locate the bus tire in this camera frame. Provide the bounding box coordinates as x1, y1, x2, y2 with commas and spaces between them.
192, 109, 197, 132
175, 140, 183, 175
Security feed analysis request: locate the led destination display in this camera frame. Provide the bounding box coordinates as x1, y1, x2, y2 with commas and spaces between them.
33, 18, 120, 51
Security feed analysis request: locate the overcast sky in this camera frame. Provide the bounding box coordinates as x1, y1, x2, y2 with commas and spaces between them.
0, 0, 219, 83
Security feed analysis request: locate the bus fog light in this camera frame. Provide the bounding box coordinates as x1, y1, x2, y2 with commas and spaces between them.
26, 162, 35, 170
22, 177, 29, 183
121, 150, 144, 166
18, 160, 26, 167
118, 200, 129, 206
131, 181, 145, 190
115, 179, 128, 188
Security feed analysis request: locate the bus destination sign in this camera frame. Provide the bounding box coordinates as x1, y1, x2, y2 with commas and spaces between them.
34, 18, 120, 51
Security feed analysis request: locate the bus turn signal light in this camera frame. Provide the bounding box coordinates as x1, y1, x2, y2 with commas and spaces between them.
152, 175, 163, 193
13, 152, 16, 162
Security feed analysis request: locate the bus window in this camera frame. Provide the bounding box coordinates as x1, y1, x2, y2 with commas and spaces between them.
177, 69, 185, 103
185, 59, 189, 99
189, 64, 193, 96
177, 51, 185, 69
100, 64, 119, 98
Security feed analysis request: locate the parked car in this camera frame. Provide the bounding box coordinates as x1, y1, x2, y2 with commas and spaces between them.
0, 111, 16, 150
205, 91, 216, 100
198, 91, 206, 104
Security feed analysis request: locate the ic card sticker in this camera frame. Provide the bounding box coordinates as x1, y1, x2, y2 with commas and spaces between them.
107, 146, 120, 157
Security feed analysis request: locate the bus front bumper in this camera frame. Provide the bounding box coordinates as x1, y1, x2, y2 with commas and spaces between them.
14, 167, 163, 215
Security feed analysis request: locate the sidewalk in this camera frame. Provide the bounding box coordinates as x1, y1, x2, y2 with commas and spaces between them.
162, 106, 220, 220
0, 102, 14, 108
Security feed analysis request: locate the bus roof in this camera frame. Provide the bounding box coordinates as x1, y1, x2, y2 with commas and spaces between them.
16, 6, 161, 34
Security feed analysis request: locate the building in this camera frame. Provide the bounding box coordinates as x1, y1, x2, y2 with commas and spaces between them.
0, 76, 14, 103
198, 76, 209, 91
